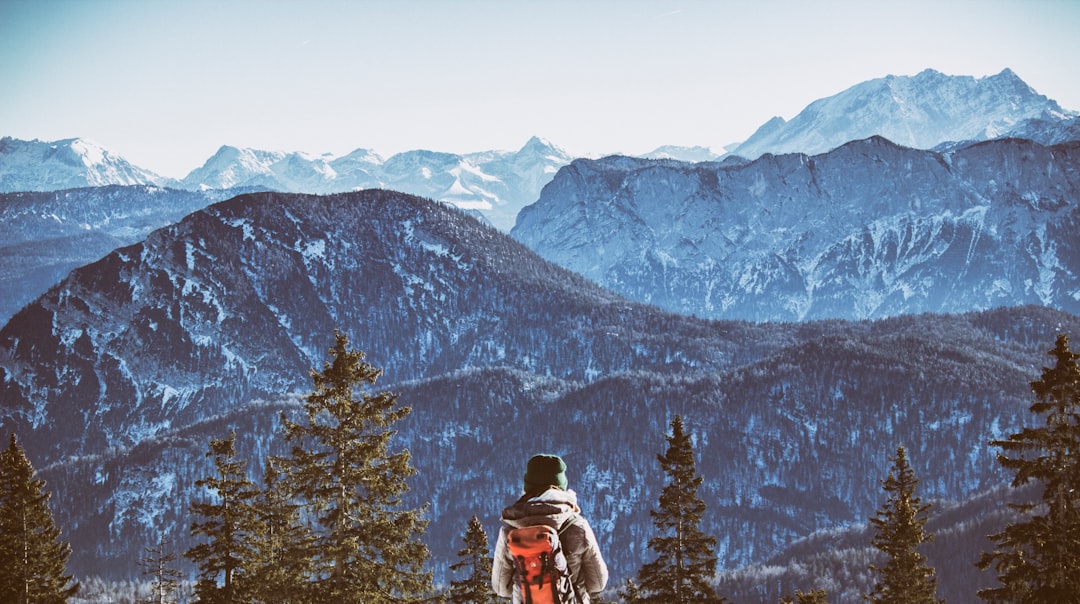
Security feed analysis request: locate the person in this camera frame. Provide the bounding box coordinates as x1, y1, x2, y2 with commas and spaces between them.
492, 454, 609, 603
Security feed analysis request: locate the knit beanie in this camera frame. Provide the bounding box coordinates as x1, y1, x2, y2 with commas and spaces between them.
523, 454, 568, 493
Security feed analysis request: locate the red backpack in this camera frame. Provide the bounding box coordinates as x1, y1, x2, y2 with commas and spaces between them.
506, 520, 578, 604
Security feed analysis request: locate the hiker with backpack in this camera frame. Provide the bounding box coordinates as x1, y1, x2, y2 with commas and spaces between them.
492, 454, 609, 604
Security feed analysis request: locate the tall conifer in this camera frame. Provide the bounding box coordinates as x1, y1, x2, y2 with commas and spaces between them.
978, 334, 1080, 602
865, 445, 942, 604
243, 459, 314, 603
0, 433, 79, 603
636, 415, 725, 604
281, 331, 434, 603
138, 541, 182, 604
185, 431, 259, 603
448, 515, 497, 604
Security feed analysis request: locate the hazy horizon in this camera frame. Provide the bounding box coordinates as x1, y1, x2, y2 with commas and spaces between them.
3, 0, 1078, 178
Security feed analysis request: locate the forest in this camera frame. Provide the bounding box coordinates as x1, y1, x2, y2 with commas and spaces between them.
3, 331, 1078, 604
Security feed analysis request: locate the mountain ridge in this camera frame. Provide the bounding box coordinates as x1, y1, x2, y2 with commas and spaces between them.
512, 136, 1080, 322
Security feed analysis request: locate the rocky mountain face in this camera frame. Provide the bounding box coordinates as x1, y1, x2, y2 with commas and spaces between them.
731, 68, 1077, 159
0, 186, 258, 325
2, 190, 1077, 593
512, 137, 1080, 322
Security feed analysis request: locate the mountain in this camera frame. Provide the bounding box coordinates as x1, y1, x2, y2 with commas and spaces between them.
732, 69, 1077, 159
2, 189, 1079, 592
512, 137, 1080, 322
181, 146, 346, 192
0, 137, 176, 191
643, 145, 725, 162
0, 185, 261, 325
180, 136, 573, 231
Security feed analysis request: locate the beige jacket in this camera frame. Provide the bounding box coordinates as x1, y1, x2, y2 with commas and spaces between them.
491, 488, 609, 603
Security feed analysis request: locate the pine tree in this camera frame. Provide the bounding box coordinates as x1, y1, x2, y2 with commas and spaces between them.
448, 515, 497, 604
977, 334, 1080, 603
281, 330, 434, 603
865, 445, 942, 604
0, 433, 79, 604
636, 415, 726, 604
185, 431, 259, 603
781, 589, 829, 604
138, 541, 182, 604
243, 459, 315, 604
620, 578, 642, 603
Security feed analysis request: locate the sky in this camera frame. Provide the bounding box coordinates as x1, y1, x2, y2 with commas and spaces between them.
2, 0, 1079, 179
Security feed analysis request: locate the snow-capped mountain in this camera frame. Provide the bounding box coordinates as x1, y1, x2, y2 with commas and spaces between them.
181, 146, 345, 192
3, 188, 1077, 588
732, 68, 1077, 159
512, 137, 1080, 322
179, 136, 573, 231
0, 137, 176, 191
643, 145, 725, 162
0, 136, 572, 231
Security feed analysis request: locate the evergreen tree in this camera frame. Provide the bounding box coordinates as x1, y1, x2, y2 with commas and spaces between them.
281, 331, 434, 603
636, 415, 726, 604
243, 459, 315, 604
620, 578, 642, 603
977, 334, 1080, 603
865, 445, 942, 604
138, 541, 182, 604
781, 589, 829, 604
448, 515, 497, 604
185, 431, 259, 603
0, 433, 79, 603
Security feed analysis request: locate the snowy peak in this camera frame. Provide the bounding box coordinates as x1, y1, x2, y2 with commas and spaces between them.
643, 145, 724, 162
0, 136, 173, 191
174, 138, 572, 230
181, 145, 339, 191
732, 69, 1077, 159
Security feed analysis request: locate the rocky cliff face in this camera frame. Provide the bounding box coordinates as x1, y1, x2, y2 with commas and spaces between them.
0, 185, 259, 324
512, 137, 1080, 322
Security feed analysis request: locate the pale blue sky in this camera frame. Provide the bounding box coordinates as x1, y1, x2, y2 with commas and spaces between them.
2, 0, 1078, 178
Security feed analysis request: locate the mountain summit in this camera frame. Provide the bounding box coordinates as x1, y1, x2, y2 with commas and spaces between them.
0, 137, 174, 191
732, 68, 1076, 158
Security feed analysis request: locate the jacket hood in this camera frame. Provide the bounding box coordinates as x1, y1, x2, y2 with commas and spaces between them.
501, 488, 580, 529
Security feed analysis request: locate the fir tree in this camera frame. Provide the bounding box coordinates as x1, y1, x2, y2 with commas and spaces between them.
281, 331, 434, 603
0, 433, 79, 604
620, 578, 642, 603
977, 334, 1080, 603
636, 415, 726, 604
865, 445, 942, 604
185, 431, 259, 604
448, 515, 497, 604
138, 541, 182, 604
243, 459, 315, 604
781, 589, 828, 604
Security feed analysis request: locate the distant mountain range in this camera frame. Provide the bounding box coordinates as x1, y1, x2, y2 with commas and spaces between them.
0, 135, 572, 232
3, 68, 1077, 228
3, 189, 1078, 597
512, 136, 1080, 322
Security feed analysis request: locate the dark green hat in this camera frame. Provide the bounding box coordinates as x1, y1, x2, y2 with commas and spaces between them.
524, 454, 568, 492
